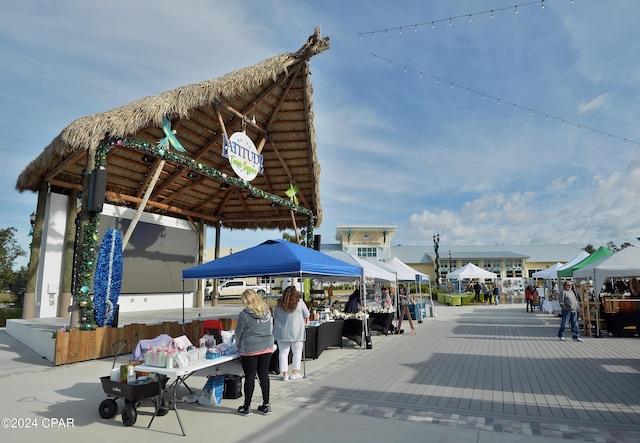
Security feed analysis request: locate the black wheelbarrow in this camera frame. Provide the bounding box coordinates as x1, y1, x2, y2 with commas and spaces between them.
98, 339, 169, 427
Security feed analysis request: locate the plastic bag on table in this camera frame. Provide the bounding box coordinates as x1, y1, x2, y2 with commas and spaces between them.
221, 330, 235, 346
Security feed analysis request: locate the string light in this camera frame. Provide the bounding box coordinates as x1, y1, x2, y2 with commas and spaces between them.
370, 53, 640, 148
356, 0, 547, 37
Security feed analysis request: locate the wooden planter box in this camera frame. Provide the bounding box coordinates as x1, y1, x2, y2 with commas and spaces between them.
52, 317, 237, 365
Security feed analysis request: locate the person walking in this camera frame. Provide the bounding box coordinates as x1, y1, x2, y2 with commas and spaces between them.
557, 281, 583, 342
273, 285, 310, 381
396, 284, 409, 334
493, 285, 500, 305
235, 289, 275, 416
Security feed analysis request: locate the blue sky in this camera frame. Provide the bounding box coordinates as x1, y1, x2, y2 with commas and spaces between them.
3, 0, 640, 269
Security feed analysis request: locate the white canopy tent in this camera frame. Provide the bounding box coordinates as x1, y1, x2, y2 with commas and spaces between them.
532, 262, 564, 280
446, 263, 498, 292
447, 263, 497, 280
383, 256, 433, 318
556, 251, 590, 278
325, 251, 396, 283
572, 247, 640, 336
364, 257, 433, 319
573, 247, 640, 298
383, 257, 430, 282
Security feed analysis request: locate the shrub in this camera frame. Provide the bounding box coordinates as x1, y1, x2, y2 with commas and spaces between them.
0, 306, 21, 327
0, 292, 15, 303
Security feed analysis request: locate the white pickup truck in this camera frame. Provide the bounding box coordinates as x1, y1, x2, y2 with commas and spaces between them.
216, 279, 270, 298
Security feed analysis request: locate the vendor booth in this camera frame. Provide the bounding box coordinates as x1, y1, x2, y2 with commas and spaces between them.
447, 263, 498, 306
532, 262, 563, 313
324, 251, 396, 336
573, 247, 640, 337
183, 239, 365, 366
371, 257, 433, 322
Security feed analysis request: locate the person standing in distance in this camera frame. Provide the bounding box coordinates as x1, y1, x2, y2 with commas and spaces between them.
557, 281, 583, 342
273, 285, 310, 381
235, 289, 275, 416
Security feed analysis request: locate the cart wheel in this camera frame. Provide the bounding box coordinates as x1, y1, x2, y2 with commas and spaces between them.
98, 399, 118, 419
124, 398, 136, 407
121, 405, 137, 426
156, 397, 170, 416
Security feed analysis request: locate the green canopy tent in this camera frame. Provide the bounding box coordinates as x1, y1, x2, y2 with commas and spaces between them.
557, 246, 614, 278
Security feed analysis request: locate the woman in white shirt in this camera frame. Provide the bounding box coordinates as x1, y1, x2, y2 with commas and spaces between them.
273, 286, 310, 380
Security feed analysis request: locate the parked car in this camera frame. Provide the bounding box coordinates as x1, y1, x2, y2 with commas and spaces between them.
217, 279, 270, 298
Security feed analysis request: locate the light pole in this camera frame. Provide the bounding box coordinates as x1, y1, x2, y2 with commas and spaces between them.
433, 234, 440, 287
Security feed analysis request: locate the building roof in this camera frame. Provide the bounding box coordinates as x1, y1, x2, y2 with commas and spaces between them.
16, 29, 329, 232
321, 243, 583, 265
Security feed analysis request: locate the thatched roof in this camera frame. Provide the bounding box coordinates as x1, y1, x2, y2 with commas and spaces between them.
16, 28, 329, 232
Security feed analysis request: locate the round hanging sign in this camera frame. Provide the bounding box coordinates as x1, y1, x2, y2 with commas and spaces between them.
224, 132, 263, 182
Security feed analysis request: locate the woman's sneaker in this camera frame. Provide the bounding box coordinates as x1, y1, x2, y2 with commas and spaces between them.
290, 373, 303, 380
257, 404, 272, 415
237, 405, 252, 416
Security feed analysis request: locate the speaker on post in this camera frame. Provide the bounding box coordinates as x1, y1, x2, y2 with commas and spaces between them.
313, 234, 321, 251
87, 168, 107, 213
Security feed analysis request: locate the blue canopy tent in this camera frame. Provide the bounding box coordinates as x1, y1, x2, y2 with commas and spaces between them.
182, 239, 367, 353
183, 239, 362, 280
182, 239, 366, 369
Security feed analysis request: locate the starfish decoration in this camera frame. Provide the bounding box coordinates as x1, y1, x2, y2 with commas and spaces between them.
285, 184, 299, 205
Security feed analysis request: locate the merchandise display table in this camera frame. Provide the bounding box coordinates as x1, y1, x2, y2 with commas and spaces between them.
307, 319, 344, 359
342, 317, 374, 347
369, 312, 394, 335
135, 354, 239, 436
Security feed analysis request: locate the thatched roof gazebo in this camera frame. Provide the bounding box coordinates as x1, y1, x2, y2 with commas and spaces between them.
17, 28, 329, 234
16, 29, 330, 327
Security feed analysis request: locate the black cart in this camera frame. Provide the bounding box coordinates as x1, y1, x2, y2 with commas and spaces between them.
98, 340, 169, 427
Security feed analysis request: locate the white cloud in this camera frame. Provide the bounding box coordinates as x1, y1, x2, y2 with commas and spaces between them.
4, 0, 640, 262
578, 94, 611, 114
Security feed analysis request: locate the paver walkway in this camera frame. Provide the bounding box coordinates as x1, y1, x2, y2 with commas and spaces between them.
3, 302, 640, 442
276, 303, 640, 442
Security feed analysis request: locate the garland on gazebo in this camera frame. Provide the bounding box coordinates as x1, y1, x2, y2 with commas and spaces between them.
75, 142, 110, 330
74, 136, 317, 330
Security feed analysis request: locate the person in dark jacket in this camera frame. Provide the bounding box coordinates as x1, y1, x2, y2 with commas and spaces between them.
473, 282, 481, 302
344, 289, 361, 313
235, 289, 274, 416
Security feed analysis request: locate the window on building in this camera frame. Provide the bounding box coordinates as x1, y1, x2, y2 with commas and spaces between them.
357, 247, 377, 258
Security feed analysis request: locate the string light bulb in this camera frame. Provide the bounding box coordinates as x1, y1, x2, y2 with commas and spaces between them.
368, 53, 640, 149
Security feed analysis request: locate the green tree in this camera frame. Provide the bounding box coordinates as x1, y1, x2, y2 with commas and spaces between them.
12, 266, 27, 305
583, 244, 595, 254
0, 227, 25, 291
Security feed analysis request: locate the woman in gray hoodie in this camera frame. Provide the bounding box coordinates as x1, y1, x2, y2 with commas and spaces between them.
235, 289, 274, 416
